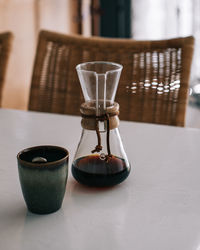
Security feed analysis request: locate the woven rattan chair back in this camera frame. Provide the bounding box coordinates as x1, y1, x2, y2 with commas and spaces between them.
0, 32, 13, 107
29, 30, 194, 126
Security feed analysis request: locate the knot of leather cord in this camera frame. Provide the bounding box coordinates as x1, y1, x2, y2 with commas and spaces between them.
91, 145, 102, 153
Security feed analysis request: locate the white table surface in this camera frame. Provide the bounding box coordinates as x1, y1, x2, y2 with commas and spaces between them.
1, 108, 200, 250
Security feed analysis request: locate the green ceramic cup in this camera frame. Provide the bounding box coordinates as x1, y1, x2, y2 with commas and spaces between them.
17, 145, 69, 214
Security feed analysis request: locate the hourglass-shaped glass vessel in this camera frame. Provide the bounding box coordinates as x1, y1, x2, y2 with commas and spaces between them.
72, 61, 131, 187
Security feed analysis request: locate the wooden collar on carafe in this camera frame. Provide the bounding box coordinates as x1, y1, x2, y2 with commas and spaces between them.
80, 102, 120, 130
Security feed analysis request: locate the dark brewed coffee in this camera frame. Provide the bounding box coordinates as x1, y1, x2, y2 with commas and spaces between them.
72, 154, 130, 187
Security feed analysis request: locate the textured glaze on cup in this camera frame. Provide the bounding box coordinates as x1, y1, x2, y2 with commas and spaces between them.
17, 145, 69, 214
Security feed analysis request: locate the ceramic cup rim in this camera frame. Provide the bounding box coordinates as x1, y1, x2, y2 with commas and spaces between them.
17, 145, 69, 169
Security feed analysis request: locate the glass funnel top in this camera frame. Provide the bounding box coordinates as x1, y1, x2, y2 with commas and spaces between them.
76, 61, 122, 116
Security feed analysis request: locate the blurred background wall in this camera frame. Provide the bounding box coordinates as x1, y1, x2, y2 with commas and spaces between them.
0, 0, 87, 110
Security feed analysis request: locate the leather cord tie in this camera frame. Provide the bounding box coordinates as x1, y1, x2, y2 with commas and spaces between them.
80, 102, 120, 162
81, 113, 114, 161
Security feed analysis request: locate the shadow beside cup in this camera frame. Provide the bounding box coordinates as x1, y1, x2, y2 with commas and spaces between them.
17, 145, 69, 214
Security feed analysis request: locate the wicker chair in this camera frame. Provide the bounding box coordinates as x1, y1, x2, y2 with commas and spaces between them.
0, 32, 13, 107
29, 30, 194, 126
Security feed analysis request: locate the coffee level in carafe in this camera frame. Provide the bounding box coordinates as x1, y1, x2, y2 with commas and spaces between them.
72, 154, 130, 187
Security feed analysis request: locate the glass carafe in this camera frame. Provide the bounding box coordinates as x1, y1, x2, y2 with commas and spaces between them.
72, 61, 131, 187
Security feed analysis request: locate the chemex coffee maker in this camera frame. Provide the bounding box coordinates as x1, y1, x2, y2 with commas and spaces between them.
72, 61, 131, 187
